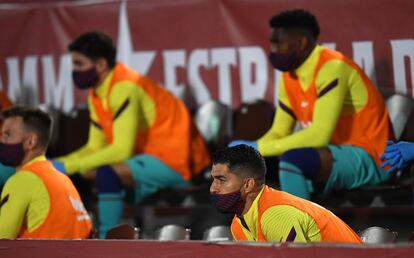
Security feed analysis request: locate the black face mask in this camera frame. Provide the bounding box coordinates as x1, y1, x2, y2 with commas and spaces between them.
268, 51, 299, 72
210, 189, 245, 216
0, 142, 25, 167
72, 67, 99, 89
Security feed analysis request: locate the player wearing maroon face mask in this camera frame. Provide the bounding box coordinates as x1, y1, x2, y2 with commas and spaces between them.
210, 145, 361, 243
229, 9, 393, 200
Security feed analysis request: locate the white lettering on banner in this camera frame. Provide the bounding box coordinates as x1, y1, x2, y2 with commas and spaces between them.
1, 41, 412, 113
211, 48, 237, 106
42, 54, 74, 113
391, 39, 414, 96
163, 50, 186, 99
5, 58, 20, 103
322, 42, 337, 50
130, 52, 157, 76
6, 56, 39, 106
0, 0, 411, 113
353, 41, 378, 86
1, 55, 73, 112
239, 47, 268, 103
187, 49, 211, 105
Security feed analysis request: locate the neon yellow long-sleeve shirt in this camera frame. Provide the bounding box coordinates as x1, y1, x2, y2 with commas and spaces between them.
0, 156, 50, 238
58, 71, 154, 174
58, 63, 210, 179
232, 188, 321, 242
257, 45, 369, 156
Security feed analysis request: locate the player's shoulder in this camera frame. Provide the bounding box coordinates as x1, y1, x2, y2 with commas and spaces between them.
319, 48, 355, 71
111, 80, 148, 99
317, 57, 355, 85
3, 170, 42, 191
262, 204, 307, 219
320, 57, 350, 71
9, 170, 38, 181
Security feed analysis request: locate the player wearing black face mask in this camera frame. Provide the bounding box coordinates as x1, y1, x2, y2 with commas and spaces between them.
228, 9, 393, 202
67, 32, 115, 90
210, 145, 361, 244
0, 107, 92, 239
0, 142, 25, 167
53, 31, 210, 239
72, 66, 100, 89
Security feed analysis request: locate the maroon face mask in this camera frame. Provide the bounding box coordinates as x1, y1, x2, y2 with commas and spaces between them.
210, 189, 245, 216
0, 142, 24, 167
268, 51, 299, 72
72, 67, 99, 89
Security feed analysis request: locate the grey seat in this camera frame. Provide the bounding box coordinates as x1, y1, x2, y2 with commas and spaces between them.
105, 224, 140, 239
202, 225, 232, 241
194, 100, 233, 151
386, 94, 414, 140
136, 102, 232, 237
359, 226, 398, 244
383, 94, 414, 185
232, 99, 275, 141
154, 224, 191, 241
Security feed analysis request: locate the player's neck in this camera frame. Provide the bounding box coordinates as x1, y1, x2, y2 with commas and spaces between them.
241, 185, 264, 216
19, 148, 44, 168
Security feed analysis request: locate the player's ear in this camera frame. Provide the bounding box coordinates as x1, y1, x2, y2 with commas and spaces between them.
299, 36, 309, 52
24, 133, 38, 150
243, 177, 256, 193
95, 57, 109, 74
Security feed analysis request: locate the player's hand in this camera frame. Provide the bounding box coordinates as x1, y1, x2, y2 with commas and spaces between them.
51, 160, 66, 174
380, 140, 414, 174
228, 140, 258, 150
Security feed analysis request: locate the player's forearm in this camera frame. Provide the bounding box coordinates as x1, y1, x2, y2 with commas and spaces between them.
57, 145, 97, 174
258, 81, 345, 156
57, 125, 108, 174
76, 142, 135, 173
258, 125, 331, 156
0, 223, 19, 238
0, 211, 24, 238
257, 108, 295, 148
57, 145, 93, 162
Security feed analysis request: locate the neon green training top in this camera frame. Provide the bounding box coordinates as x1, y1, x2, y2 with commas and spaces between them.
0, 156, 49, 238
58, 70, 156, 174
232, 188, 321, 242
257, 45, 369, 156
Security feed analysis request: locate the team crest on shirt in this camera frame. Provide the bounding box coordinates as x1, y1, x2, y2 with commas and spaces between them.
299, 120, 312, 128
300, 101, 309, 108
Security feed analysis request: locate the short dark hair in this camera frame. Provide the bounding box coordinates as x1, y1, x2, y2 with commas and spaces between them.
269, 9, 320, 40
68, 31, 116, 68
2, 106, 52, 149
213, 145, 266, 185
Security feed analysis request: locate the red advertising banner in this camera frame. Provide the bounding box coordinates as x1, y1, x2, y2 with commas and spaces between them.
1, 239, 414, 258
0, 0, 413, 112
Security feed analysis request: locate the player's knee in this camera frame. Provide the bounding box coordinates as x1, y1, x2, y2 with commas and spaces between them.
279, 148, 321, 179
96, 165, 122, 193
